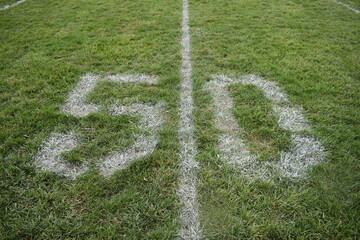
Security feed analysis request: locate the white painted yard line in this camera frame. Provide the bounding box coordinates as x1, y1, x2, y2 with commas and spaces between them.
177, 0, 202, 239
329, 0, 360, 13
0, 0, 27, 11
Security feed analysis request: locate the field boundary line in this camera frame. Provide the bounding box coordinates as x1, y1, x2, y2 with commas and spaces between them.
329, 0, 360, 13
177, 0, 203, 239
0, 0, 27, 11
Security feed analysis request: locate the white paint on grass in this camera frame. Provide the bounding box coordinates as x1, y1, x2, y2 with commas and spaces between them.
62, 74, 158, 117
206, 75, 255, 165
99, 103, 164, 177
177, 0, 202, 239
35, 74, 162, 179
0, 0, 27, 11
62, 74, 100, 117
279, 134, 325, 178
34, 132, 88, 179
329, 0, 360, 13
273, 106, 308, 132
205, 74, 325, 180
104, 74, 158, 84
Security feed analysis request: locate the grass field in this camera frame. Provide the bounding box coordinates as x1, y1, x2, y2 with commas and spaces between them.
338, 0, 360, 9
1, 0, 359, 239
191, 0, 359, 238
1, 0, 182, 238
0, 0, 18, 7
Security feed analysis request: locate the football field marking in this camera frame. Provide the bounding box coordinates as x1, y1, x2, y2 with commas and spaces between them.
99, 102, 164, 177
62, 74, 157, 117
177, 0, 202, 239
0, 0, 27, 11
34, 131, 88, 179
34, 74, 163, 179
329, 0, 360, 13
205, 74, 325, 180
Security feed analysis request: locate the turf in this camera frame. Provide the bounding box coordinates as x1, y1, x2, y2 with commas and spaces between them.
190, 0, 359, 238
337, 0, 360, 9
0, 0, 17, 6
0, 0, 182, 238
1, 0, 359, 239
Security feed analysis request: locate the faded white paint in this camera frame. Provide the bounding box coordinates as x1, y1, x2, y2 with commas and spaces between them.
329, 0, 360, 13
35, 74, 162, 179
177, 0, 203, 239
99, 103, 164, 177
279, 134, 325, 179
104, 74, 158, 84
62, 74, 100, 117
0, 0, 27, 11
34, 132, 88, 179
273, 106, 308, 132
205, 74, 325, 180
62, 74, 158, 117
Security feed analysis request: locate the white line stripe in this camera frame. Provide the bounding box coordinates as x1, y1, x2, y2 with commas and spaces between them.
177, 0, 202, 239
0, 0, 27, 11
329, 0, 360, 13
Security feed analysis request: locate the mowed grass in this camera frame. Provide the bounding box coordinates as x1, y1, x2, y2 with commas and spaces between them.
0, 0, 18, 7
1, 0, 359, 239
190, 0, 359, 239
338, 0, 360, 9
0, 0, 182, 239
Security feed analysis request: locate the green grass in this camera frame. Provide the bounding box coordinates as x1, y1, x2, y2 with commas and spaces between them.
0, 0, 182, 238
1, 0, 359, 239
191, 0, 360, 238
230, 84, 291, 163
338, 0, 360, 9
0, 0, 18, 6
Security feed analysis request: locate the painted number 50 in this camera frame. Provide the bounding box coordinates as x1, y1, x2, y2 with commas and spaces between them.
35, 73, 325, 181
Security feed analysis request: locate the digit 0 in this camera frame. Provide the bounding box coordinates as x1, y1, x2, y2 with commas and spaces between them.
205, 74, 325, 180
